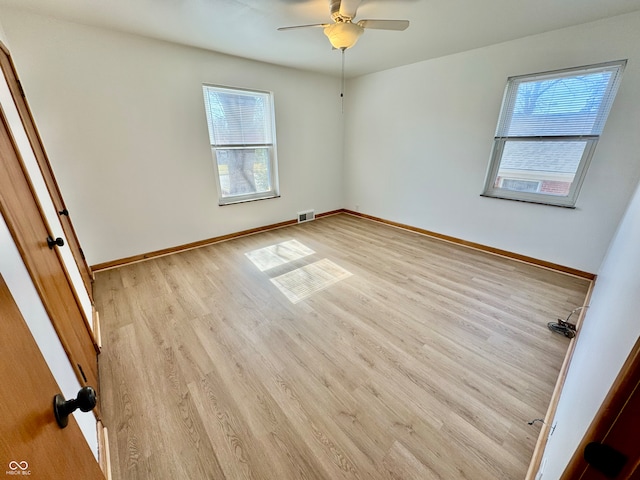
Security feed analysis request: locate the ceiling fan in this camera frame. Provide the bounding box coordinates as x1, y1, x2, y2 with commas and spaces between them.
278, 0, 410, 50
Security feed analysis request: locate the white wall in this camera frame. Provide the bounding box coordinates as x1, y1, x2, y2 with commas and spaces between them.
541, 180, 640, 478
0, 9, 345, 266
0, 16, 7, 45
344, 12, 640, 273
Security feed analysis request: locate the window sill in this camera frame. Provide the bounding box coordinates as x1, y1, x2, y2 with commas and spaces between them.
219, 194, 281, 206
480, 193, 576, 209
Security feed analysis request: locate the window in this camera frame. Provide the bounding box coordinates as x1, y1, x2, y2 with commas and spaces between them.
482, 60, 626, 207
202, 85, 279, 205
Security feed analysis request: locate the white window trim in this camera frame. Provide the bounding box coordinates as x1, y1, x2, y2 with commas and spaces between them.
482, 60, 626, 208
202, 84, 280, 206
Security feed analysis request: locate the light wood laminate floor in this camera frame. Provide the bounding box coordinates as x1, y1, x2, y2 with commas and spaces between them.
95, 213, 590, 480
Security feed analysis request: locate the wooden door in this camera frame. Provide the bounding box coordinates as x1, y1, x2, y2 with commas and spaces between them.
0, 274, 104, 479
561, 337, 640, 479
0, 44, 94, 301
0, 98, 99, 394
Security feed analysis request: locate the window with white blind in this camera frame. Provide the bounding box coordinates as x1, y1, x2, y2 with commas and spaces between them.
202, 85, 279, 205
482, 60, 626, 207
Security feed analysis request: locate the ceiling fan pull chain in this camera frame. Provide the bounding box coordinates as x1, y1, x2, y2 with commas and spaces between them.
341, 47, 346, 113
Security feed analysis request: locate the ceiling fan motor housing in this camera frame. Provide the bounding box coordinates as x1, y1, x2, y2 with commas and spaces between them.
330, 0, 347, 22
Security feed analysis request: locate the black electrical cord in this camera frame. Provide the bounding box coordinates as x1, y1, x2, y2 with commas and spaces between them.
547, 306, 589, 338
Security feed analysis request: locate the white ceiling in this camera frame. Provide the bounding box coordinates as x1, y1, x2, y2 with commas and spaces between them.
1, 0, 640, 78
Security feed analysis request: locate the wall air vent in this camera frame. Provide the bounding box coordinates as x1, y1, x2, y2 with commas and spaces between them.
297, 209, 315, 223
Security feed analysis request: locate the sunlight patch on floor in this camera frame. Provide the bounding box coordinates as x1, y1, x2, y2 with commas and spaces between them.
270, 258, 352, 303
245, 239, 315, 271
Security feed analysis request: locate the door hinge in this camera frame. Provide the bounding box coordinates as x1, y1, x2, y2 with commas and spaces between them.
584, 442, 627, 478
79, 247, 86, 260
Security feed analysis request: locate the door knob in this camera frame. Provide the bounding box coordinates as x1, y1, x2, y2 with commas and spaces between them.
53, 386, 97, 428
46, 236, 64, 249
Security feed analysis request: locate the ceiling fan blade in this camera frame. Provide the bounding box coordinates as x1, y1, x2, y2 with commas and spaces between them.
357, 19, 410, 31
339, 0, 362, 19
277, 23, 329, 31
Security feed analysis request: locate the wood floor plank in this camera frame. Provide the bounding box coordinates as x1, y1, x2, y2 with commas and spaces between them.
95, 213, 590, 479
382, 440, 440, 480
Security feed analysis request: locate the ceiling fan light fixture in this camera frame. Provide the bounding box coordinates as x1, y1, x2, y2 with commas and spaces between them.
323, 22, 364, 49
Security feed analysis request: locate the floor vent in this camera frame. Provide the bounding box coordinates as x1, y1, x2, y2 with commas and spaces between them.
297, 209, 315, 223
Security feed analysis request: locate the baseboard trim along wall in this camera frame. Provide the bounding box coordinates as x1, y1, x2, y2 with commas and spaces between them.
90, 209, 344, 271
344, 210, 596, 280
92, 209, 596, 281
97, 420, 112, 480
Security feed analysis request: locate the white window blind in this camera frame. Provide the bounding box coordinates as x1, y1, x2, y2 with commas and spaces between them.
204, 87, 273, 147
496, 63, 624, 138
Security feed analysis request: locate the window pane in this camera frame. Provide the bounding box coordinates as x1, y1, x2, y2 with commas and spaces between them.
204, 89, 272, 145
505, 72, 613, 136
215, 148, 272, 198
500, 179, 540, 193
496, 140, 587, 197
